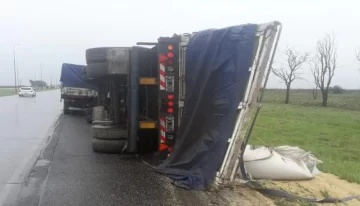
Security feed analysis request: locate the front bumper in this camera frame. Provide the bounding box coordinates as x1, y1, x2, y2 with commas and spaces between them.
19, 92, 36, 96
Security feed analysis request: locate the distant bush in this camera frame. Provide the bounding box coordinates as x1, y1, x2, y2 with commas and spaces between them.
330, 85, 344, 94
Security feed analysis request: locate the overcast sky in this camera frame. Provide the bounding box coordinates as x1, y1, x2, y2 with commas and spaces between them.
1, 0, 359, 88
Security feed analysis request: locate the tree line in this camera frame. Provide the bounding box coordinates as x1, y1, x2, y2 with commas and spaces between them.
29, 80, 48, 88
272, 33, 360, 107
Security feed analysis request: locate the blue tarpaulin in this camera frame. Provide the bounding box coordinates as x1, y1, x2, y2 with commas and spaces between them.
60, 63, 95, 89
156, 24, 258, 190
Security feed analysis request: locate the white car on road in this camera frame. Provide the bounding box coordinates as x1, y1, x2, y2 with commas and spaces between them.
18, 87, 36, 97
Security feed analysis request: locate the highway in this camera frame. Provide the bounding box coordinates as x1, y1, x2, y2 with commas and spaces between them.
0, 90, 62, 204
0, 89, 208, 206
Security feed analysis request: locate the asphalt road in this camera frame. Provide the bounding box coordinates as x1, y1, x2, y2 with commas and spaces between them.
11, 114, 209, 206
0, 90, 209, 206
0, 90, 62, 204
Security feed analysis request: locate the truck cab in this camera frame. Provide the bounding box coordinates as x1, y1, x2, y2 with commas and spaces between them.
60, 63, 98, 115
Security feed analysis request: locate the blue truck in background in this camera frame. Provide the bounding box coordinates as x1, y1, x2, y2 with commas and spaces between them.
60, 63, 97, 120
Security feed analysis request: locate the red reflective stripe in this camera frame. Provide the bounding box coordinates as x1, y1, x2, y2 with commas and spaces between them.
159, 61, 166, 90
160, 82, 166, 89
160, 117, 166, 144
159, 68, 166, 76
160, 125, 166, 131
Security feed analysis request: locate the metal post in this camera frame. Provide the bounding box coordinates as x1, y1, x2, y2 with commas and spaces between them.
13, 45, 17, 92
16, 65, 19, 88
40, 63, 43, 90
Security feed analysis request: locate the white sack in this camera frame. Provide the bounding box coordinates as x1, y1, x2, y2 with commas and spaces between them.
242, 145, 322, 180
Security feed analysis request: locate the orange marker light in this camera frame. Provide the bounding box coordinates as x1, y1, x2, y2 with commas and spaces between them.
168, 45, 174, 50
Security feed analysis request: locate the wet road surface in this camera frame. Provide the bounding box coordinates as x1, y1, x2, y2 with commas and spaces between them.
1, 97, 209, 205
0, 90, 62, 204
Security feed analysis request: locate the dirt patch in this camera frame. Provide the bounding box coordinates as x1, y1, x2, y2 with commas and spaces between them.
266, 173, 360, 205
209, 173, 360, 205
234, 186, 275, 206
209, 185, 275, 206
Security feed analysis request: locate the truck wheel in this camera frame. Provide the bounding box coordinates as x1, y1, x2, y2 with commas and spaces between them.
92, 106, 105, 121
92, 138, 127, 154
86, 47, 130, 64
86, 47, 113, 64
91, 125, 128, 140
92, 120, 113, 126
86, 62, 109, 79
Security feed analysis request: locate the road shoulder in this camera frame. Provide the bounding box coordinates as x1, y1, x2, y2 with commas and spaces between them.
13, 114, 210, 206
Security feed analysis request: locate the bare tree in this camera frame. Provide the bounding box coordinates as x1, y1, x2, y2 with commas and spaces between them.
310, 34, 337, 107
272, 47, 309, 104
356, 49, 360, 67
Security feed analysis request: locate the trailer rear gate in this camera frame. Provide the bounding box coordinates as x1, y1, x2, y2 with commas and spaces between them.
129, 39, 182, 162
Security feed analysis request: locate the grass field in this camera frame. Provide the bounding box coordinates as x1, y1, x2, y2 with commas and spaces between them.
0, 88, 16, 97
263, 89, 360, 111
250, 103, 360, 184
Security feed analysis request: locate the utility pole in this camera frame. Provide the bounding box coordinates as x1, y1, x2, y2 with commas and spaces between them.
40, 63, 43, 90
13, 45, 18, 92
16, 65, 20, 88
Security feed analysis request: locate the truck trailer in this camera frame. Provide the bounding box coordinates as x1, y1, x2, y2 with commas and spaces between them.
82, 21, 282, 175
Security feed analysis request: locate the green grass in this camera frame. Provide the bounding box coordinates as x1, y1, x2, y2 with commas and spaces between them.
249, 103, 360, 184
0, 88, 16, 97
263, 89, 360, 111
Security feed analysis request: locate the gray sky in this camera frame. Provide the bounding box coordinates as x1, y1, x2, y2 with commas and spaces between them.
1, 0, 359, 88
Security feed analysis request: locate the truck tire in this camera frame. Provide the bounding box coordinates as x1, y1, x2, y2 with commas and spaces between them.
86, 47, 113, 64
91, 125, 128, 140
92, 120, 113, 125
86, 47, 130, 62
92, 106, 105, 121
92, 138, 127, 154
86, 62, 109, 79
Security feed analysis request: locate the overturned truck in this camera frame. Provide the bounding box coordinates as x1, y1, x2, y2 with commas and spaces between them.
82, 42, 186, 160
81, 21, 282, 179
